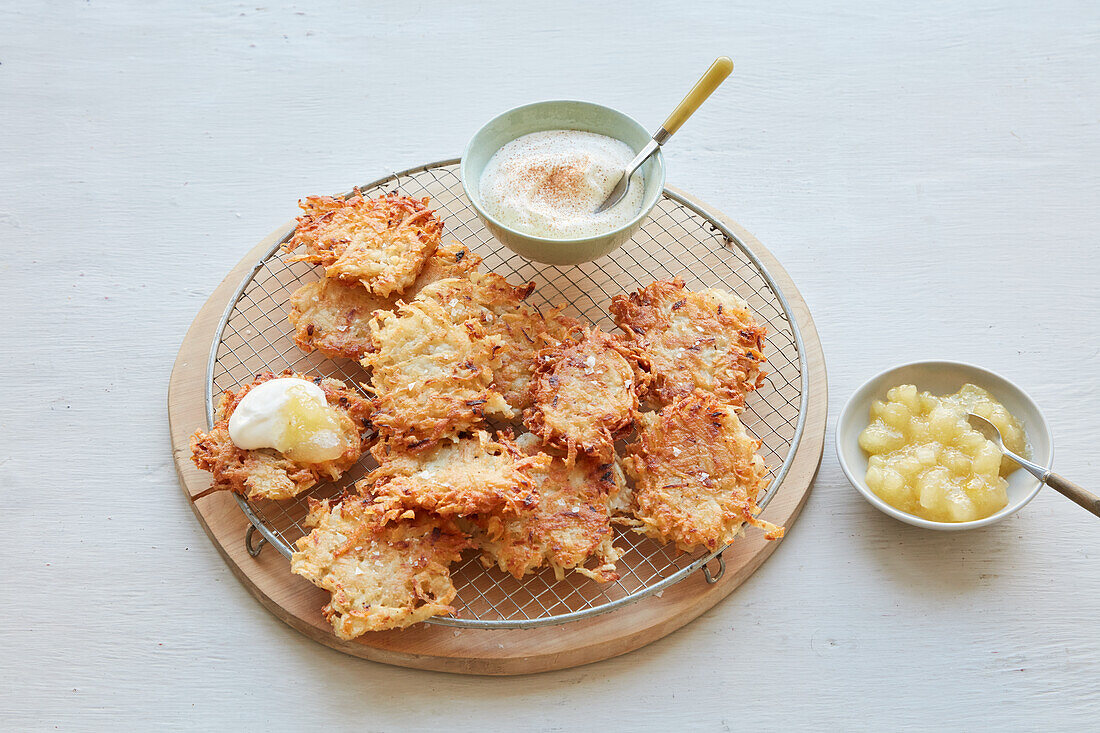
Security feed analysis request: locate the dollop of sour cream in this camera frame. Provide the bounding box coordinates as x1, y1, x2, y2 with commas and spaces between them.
478, 130, 644, 239
228, 377, 346, 463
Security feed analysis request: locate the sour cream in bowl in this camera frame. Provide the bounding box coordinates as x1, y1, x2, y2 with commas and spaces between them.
478, 130, 645, 240
461, 101, 665, 266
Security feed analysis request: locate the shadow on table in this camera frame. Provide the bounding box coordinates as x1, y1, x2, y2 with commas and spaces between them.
277, 591, 701, 715
851, 497, 1028, 597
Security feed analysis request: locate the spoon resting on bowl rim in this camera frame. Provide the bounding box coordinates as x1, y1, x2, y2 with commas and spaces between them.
594, 56, 734, 214
966, 413, 1099, 518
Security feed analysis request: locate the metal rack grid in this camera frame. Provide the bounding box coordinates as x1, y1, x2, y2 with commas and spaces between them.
206, 159, 808, 629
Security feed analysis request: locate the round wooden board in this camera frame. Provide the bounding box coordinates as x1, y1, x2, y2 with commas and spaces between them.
168, 186, 827, 675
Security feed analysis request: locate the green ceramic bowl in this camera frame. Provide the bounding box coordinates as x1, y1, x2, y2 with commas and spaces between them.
460, 100, 666, 266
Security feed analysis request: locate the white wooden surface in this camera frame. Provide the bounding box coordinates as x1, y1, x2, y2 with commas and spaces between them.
2, 1, 1097, 730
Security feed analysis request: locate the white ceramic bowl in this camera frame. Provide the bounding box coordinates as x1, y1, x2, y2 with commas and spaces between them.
460, 100, 665, 266
836, 360, 1054, 530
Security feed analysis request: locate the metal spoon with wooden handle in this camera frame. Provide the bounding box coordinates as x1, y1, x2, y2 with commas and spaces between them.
966, 413, 1100, 518
594, 56, 734, 214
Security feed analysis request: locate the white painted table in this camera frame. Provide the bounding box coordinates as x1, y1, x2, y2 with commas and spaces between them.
2, 1, 1097, 729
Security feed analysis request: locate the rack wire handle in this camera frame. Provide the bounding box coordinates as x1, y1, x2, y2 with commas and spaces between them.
245, 524, 267, 558
702, 553, 725, 584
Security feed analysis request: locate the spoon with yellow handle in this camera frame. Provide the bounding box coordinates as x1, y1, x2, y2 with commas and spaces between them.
594, 56, 734, 214
967, 413, 1100, 518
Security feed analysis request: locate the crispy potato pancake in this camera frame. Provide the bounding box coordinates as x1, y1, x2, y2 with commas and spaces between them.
363, 430, 548, 516
418, 270, 534, 317
189, 371, 373, 501
491, 309, 558, 412
524, 327, 642, 462
361, 297, 511, 446
622, 391, 782, 553
610, 278, 767, 408
282, 190, 443, 297
490, 307, 581, 413
468, 433, 624, 582
416, 274, 579, 412
288, 279, 376, 360
291, 497, 468, 638
288, 242, 481, 360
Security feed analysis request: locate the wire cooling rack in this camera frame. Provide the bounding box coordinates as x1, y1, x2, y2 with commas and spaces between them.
206, 159, 808, 629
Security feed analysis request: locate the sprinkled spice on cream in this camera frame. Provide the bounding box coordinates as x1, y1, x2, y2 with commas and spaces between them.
478, 130, 644, 239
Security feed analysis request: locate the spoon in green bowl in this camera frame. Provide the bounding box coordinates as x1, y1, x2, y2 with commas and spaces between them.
594, 56, 734, 214
967, 413, 1099, 517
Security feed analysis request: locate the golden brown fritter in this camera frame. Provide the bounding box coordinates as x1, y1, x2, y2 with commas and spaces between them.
281, 190, 443, 297
469, 433, 624, 582
189, 371, 373, 501
622, 390, 781, 553
361, 297, 511, 446
287, 242, 481, 360
417, 270, 534, 318
291, 497, 468, 638
363, 430, 548, 516
490, 309, 557, 412
524, 327, 642, 462
287, 279, 379, 361
416, 274, 576, 413
490, 306, 582, 413
610, 278, 766, 409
